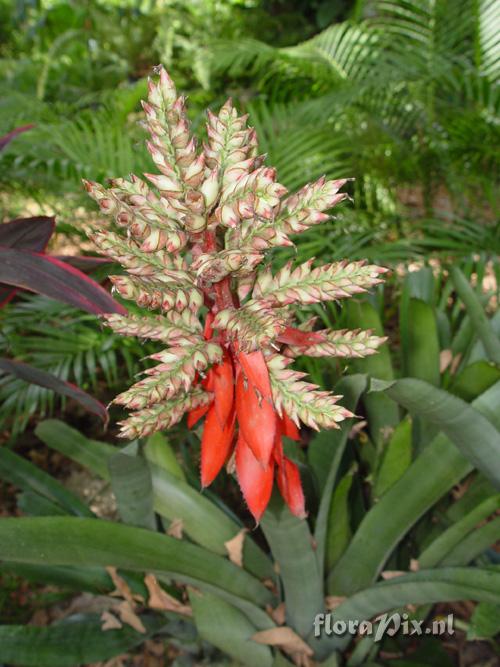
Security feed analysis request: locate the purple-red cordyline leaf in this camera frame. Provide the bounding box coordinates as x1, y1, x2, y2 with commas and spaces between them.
0, 247, 126, 315
200, 404, 235, 487
0, 216, 55, 249
0, 358, 108, 425
235, 370, 276, 466
236, 432, 274, 523
0, 124, 34, 152
0, 216, 55, 307
53, 255, 114, 272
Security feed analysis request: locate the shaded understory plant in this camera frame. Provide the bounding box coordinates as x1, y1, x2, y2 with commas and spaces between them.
83, 66, 386, 520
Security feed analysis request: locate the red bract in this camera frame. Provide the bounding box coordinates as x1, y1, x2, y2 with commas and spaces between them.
187, 402, 210, 428
192, 348, 306, 521
200, 404, 235, 487
237, 349, 273, 400
281, 412, 301, 441
276, 456, 306, 520
213, 354, 234, 427
235, 369, 276, 466
236, 432, 274, 523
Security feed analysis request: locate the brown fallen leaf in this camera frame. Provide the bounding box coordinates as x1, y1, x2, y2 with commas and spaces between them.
29, 609, 50, 626
144, 573, 192, 616
101, 611, 123, 631
381, 570, 406, 580
252, 626, 313, 660
107, 566, 144, 606
167, 517, 184, 539
440, 349, 453, 373
348, 420, 368, 440
116, 600, 146, 634
410, 558, 419, 572
101, 657, 127, 667
224, 528, 247, 567
325, 595, 347, 610
59, 594, 120, 621
144, 639, 165, 658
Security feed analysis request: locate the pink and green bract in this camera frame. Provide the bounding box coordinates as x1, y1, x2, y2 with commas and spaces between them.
84, 67, 387, 521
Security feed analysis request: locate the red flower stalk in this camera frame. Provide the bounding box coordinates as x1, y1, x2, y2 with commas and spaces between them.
84, 67, 387, 521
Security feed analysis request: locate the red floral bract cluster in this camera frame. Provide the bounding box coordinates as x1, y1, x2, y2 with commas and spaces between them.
84, 67, 387, 521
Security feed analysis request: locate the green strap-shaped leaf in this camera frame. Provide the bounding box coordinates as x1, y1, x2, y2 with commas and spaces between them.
0, 447, 93, 518
261, 497, 323, 638
327, 382, 500, 595
373, 417, 412, 499
439, 516, 500, 567
0, 615, 164, 667
0, 562, 114, 594
313, 374, 366, 580
419, 494, 500, 568
16, 491, 67, 517
108, 442, 156, 530
36, 419, 115, 479
313, 568, 500, 656
0, 517, 272, 609
402, 298, 441, 386
189, 590, 273, 667
36, 420, 273, 580
450, 266, 500, 365
144, 432, 185, 480
450, 360, 500, 402
467, 602, 500, 640
325, 467, 355, 573
149, 463, 273, 579
0, 562, 148, 601
446, 474, 496, 522
384, 379, 500, 488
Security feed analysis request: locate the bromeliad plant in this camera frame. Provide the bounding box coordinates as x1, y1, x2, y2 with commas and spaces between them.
83, 66, 386, 521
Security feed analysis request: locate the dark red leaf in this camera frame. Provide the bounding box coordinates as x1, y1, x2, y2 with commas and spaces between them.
235, 370, 276, 466
200, 404, 235, 487
0, 247, 126, 315
0, 358, 108, 425
0, 216, 55, 307
53, 255, 114, 272
277, 456, 306, 519
0, 124, 34, 152
236, 432, 274, 523
0, 216, 55, 250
